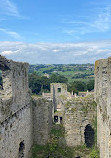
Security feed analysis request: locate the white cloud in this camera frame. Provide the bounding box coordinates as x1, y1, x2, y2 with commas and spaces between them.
0, 0, 19, 16
1, 50, 14, 55
0, 0, 29, 19
91, 7, 111, 32
0, 41, 111, 64
62, 6, 111, 36
0, 28, 21, 39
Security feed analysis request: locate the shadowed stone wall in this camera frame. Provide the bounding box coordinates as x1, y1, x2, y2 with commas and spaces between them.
95, 57, 111, 158
32, 97, 53, 145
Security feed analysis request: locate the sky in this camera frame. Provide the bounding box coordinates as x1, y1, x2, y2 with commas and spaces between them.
0, 0, 111, 64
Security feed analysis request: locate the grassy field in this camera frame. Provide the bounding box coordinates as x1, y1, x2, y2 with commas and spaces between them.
29, 64, 94, 83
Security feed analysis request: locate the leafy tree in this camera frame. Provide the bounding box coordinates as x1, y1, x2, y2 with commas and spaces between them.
40, 76, 50, 92
67, 81, 87, 93
49, 74, 68, 83
87, 80, 94, 91
29, 72, 42, 94
67, 83, 78, 94
28, 73, 68, 95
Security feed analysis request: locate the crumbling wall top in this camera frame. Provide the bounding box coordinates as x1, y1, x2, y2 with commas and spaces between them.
0, 55, 30, 123
0, 55, 11, 71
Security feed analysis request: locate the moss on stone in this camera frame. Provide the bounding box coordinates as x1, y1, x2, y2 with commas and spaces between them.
95, 60, 99, 72
70, 107, 77, 113
59, 94, 67, 100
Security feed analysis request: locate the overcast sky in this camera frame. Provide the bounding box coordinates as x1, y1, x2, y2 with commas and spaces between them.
0, 0, 111, 64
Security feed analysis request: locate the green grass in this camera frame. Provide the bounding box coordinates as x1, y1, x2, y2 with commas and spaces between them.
31, 123, 99, 158
31, 144, 99, 158
31, 144, 48, 158
29, 64, 94, 83
50, 124, 65, 137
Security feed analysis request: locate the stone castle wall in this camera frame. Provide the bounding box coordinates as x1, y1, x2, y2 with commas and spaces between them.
95, 57, 111, 158
0, 55, 101, 158
32, 97, 52, 145
0, 56, 53, 158
0, 56, 33, 158
0, 105, 33, 158
0, 56, 30, 122
50, 83, 67, 111
63, 94, 97, 147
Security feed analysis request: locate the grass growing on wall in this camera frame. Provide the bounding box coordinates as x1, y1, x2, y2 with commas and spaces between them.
31, 144, 48, 158
31, 123, 100, 158
31, 144, 99, 158
50, 124, 65, 137
89, 148, 100, 158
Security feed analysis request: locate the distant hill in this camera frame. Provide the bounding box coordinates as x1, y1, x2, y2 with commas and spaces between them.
29, 64, 94, 83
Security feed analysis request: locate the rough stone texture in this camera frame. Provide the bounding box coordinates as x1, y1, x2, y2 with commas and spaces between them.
0, 55, 98, 158
63, 94, 97, 146
0, 105, 33, 158
32, 96, 52, 145
44, 83, 97, 147
0, 56, 33, 158
0, 56, 30, 122
95, 57, 111, 158
50, 83, 67, 111
0, 56, 53, 158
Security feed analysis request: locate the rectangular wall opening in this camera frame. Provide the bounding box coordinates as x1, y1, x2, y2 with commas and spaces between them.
58, 88, 61, 93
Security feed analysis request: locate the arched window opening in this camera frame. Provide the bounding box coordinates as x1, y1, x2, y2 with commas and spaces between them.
84, 124, 94, 147
19, 141, 25, 158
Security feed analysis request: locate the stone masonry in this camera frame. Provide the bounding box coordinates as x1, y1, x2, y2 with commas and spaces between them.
44, 82, 97, 149
32, 96, 53, 145
0, 54, 104, 158
95, 57, 111, 158
0, 56, 52, 158
50, 83, 67, 111
63, 94, 97, 147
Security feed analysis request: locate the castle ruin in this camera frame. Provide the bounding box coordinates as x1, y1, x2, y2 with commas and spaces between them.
0, 55, 111, 158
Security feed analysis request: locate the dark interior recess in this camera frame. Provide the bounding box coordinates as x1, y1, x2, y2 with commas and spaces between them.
19, 141, 25, 158
54, 116, 58, 123
84, 124, 94, 147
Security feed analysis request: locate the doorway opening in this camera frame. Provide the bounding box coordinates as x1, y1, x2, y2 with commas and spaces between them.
84, 124, 94, 147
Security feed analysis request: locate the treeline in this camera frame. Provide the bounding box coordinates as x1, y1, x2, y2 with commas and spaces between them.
29, 72, 68, 94
29, 72, 94, 95
72, 72, 94, 79
67, 80, 94, 94
0, 72, 94, 95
